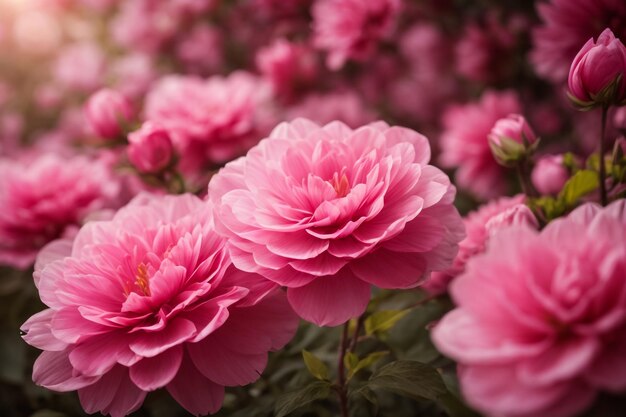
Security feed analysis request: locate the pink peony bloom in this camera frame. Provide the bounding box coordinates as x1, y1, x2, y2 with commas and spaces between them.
22, 193, 299, 417
256, 38, 318, 102
568, 28, 626, 108
144, 72, 275, 168
84, 89, 134, 141
286, 91, 377, 128
433, 200, 626, 417
423, 195, 537, 295
0, 153, 120, 269
531, 0, 626, 83
312, 0, 401, 69
127, 122, 174, 174
439, 90, 522, 200
209, 118, 465, 326
531, 154, 570, 195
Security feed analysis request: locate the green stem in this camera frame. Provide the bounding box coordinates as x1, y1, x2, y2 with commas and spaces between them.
515, 160, 534, 197
337, 323, 350, 417
599, 106, 608, 206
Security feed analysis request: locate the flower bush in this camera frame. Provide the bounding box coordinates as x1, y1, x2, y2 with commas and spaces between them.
0, 1, 624, 416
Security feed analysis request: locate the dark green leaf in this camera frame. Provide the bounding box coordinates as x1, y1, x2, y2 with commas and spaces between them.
368, 360, 447, 401
302, 350, 329, 381
274, 380, 332, 417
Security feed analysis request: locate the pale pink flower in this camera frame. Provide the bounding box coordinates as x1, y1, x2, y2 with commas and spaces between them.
109, 54, 157, 100
22, 193, 299, 417
54, 42, 105, 93
209, 119, 465, 326
0, 153, 120, 269
433, 200, 626, 417
423, 195, 537, 295
312, 0, 401, 69
256, 38, 318, 101
531, 0, 626, 83
531, 155, 570, 195
144, 72, 275, 168
439, 90, 522, 200
286, 91, 377, 128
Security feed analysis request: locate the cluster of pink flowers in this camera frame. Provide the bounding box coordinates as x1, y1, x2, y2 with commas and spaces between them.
2, 0, 626, 416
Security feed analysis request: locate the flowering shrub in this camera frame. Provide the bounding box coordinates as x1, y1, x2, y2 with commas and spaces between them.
0, 1, 625, 416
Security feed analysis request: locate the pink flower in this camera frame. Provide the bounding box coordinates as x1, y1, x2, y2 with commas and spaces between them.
531, 155, 570, 195
312, 0, 401, 69
489, 114, 538, 147
127, 122, 174, 174
209, 118, 465, 326
256, 38, 318, 102
433, 200, 626, 417
22, 193, 299, 417
531, 0, 626, 83
568, 28, 626, 108
455, 13, 524, 84
109, 54, 157, 100
84, 89, 134, 140
144, 72, 274, 168
175, 25, 223, 75
287, 91, 377, 128
54, 42, 105, 93
488, 114, 538, 167
0, 153, 120, 269
423, 195, 537, 295
439, 90, 522, 200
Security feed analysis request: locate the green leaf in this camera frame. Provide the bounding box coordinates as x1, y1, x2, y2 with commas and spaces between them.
367, 360, 447, 401
302, 350, 329, 381
348, 351, 389, 380
274, 380, 332, 417
344, 351, 359, 372
365, 309, 410, 335
558, 169, 599, 207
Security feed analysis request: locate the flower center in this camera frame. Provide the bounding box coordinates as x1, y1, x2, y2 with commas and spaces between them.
330, 171, 350, 198
135, 263, 151, 296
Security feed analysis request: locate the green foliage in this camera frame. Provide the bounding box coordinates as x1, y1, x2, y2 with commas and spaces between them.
366, 360, 448, 402
346, 351, 389, 380
302, 350, 329, 381
274, 380, 333, 417
559, 169, 599, 206
364, 309, 410, 335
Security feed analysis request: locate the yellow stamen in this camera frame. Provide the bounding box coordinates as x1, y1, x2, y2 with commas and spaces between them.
135, 263, 151, 296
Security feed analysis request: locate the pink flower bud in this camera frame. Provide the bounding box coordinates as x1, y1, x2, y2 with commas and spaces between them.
615, 107, 626, 130
568, 28, 626, 109
127, 122, 174, 174
488, 114, 538, 166
84, 89, 133, 140
531, 154, 569, 195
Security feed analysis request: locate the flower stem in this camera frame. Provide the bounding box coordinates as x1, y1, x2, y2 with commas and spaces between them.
515, 160, 534, 197
337, 322, 350, 417
599, 106, 608, 206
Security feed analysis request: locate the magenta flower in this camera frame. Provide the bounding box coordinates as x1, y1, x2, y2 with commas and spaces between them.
127, 122, 174, 174
568, 28, 626, 108
439, 90, 522, 200
21, 193, 298, 417
144, 72, 274, 167
423, 195, 537, 295
312, 0, 401, 69
531, 0, 626, 83
84, 88, 134, 140
0, 153, 120, 269
433, 200, 626, 417
210, 118, 465, 326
